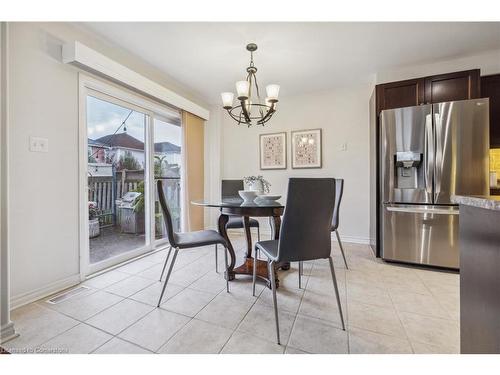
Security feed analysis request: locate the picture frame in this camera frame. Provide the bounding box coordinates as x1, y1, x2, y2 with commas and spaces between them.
291, 128, 322, 169
259, 132, 287, 170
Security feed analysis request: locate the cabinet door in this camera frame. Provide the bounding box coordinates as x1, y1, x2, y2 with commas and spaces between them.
481, 74, 500, 148
376, 78, 425, 114
424, 69, 480, 104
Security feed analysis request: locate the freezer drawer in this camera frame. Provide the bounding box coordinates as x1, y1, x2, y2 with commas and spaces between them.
382, 204, 459, 268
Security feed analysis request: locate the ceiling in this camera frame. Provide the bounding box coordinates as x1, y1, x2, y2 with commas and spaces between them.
79, 22, 500, 104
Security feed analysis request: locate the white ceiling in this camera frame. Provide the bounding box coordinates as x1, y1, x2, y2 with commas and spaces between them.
79, 22, 500, 104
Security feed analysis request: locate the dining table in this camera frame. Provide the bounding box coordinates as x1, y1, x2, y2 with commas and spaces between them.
191, 198, 290, 288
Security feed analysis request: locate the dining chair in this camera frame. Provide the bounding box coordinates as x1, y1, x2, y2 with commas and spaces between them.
298, 178, 348, 286
214, 179, 260, 273
252, 178, 345, 344
156, 180, 230, 307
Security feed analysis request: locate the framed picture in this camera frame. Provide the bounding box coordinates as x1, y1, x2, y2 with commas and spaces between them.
291, 128, 322, 169
259, 132, 287, 170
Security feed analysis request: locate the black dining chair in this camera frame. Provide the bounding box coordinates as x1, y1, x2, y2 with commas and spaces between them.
298, 178, 348, 286
156, 180, 230, 307
252, 178, 345, 344
213, 179, 260, 273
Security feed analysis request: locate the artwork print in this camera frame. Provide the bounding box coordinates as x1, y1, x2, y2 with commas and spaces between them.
291, 129, 322, 168
259, 132, 286, 170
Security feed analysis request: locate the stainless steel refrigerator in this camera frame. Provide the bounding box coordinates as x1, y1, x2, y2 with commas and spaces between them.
380, 98, 489, 268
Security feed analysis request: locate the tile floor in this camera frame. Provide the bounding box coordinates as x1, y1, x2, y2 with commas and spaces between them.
5, 233, 460, 354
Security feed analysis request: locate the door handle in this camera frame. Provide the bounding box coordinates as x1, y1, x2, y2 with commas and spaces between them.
424, 114, 433, 196
386, 206, 459, 215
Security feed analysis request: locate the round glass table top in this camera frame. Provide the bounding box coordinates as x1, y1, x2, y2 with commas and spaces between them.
191, 198, 284, 208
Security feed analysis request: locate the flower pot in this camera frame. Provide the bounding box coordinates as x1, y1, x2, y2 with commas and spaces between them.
248, 180, 264, 195
89, 218, 100, 238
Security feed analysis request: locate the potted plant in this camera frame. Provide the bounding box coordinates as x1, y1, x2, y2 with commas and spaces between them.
243, 175, 271, 194
88, 201, 100, 238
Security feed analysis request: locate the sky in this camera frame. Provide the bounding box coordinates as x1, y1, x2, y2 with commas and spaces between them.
86, 95, 181, 146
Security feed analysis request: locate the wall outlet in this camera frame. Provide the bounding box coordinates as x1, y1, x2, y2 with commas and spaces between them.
29, 137, 49, 153
340, 142, 347, 151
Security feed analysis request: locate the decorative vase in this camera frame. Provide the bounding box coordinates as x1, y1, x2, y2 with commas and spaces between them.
248, 180, 264, 195
89, 218, 100, 238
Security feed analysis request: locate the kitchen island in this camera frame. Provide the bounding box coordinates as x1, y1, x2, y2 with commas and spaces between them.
452, 195, 500, 354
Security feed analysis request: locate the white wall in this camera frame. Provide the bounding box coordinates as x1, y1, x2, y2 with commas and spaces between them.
7, 22, 210, 307
219, 84, 374, 242
376, 49, 500, 83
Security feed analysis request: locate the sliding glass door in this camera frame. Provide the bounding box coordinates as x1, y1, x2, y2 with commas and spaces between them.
81, 79, 182, 276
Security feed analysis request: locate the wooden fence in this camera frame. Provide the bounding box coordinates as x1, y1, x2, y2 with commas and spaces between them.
88, 169, 181, 229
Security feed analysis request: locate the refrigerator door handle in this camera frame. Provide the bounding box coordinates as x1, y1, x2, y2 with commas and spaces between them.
434, 110, 443, 202
386, 206, 459, 215
424, 113, 434, 196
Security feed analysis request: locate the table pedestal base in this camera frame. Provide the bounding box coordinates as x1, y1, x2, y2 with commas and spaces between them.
230, 258, 290, 288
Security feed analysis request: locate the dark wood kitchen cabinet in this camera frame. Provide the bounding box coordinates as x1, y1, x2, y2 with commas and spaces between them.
375, 78, 425, 113
424, 69, 480, 104
481, 74, 500, 148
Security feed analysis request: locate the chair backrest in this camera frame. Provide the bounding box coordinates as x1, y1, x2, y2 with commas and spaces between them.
221, 179, 244, 199
331, 178, 344, 231
157, 180, 178, 247
277, 178, 336, 262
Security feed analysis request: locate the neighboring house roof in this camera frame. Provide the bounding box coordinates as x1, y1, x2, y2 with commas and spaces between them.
88, 138, 110, 148
154, 141, 181, 153
95, 133, 144, 150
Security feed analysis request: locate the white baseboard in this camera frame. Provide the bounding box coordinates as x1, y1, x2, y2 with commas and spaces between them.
10, 274, 81, 310
0, 322, 18, 344
204, 226, 370, 245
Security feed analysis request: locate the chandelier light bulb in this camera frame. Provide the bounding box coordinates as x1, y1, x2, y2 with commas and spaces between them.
236, 81, 250, 100
221, 92, 234, 109
266, 84, 280, 101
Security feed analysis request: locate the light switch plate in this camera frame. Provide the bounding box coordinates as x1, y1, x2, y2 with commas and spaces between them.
340, 142, 347, 151
29, 137, 49, 153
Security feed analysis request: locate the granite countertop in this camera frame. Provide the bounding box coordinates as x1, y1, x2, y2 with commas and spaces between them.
451, 195, 500, 211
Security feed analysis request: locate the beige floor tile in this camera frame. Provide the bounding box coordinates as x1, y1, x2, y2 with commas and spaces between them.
346, 282, 393, 308
225, 278, 266, 303
257, 284, 305, 314
434, 291, 460, 321
288, 315, 348, 354
38, 323, 112, 354
189, 271, 228, 294
116, 258, 158, 274
347, 301, 407, 338
119, 309, 190, 352
160, 287, 216, 317
221, 331, 284, 354
237, 303, 295, 344
6, 304, 79, 351
389, 290, 450, 319
83, 270, 130, 289
143, 249, 169, 264
93, 337, 153, 354
196, 293, 253, 330
86, 299, 154, 335
348, 327, 413, 354
104, 275, 155, 298
284, 346, 310, 354
43, 290, 123, 321
158, 319, 233, 354
399, 311, 459, 352
137, 263, 164, 281
411, 341, 459, 354
298, 290, 345, 328
129, 281, 183, 307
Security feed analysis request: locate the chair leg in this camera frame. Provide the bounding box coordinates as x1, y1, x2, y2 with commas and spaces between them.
252, 248, 259, 296
224, 246, 230, 293
257, 226, 261, 242
298, 261, 303, 289
268, 260, 280, 345
335, 230, 348, 269
159, 245, 172, 282
215, 244, 218, 273
328, 256, 345, 330
157, 248, 179, 307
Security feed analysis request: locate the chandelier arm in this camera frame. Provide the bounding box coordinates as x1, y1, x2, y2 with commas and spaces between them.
257, 103, 275, 124
240, 100, 252, 123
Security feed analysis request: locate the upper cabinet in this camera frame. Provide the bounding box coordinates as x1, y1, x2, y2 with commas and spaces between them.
376, 78, 425, 113
481, 74, 500, 148
424, 69, 480, 104
376, 69, 481, 114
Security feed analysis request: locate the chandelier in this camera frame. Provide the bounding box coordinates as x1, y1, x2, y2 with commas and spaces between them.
221, 43, 280, 127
